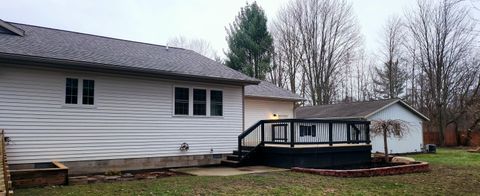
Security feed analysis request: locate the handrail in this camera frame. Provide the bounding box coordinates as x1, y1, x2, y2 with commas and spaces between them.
238, 120, 264, 139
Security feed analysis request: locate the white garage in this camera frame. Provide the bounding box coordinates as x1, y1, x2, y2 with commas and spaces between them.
295, 99, 429, 154
244, 81, 303, 128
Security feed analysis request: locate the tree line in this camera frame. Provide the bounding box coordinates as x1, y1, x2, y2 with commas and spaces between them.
223, 0, 480, 145
167, 0, 479, 145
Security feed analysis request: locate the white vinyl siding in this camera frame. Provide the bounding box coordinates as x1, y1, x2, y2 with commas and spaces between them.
0, 65, 243, 164
368, 103, 424, 154
244, 98, 294, 128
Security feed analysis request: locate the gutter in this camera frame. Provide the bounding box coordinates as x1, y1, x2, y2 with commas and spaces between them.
244, 95, 305, 102
0, 52, 260, 86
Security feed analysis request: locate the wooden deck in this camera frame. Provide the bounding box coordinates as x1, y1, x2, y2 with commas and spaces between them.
264, 143, 370, 148
226, 119, 372, 168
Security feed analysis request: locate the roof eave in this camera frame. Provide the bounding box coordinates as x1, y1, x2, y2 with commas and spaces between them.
299, 116, 367, 120
245, 95, 305, 101
363, 99, 430, 121
0, 52, 260, 85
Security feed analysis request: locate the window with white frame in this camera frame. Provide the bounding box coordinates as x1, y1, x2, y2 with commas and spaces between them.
193, 89, 207, 116
174, 87, 223, 117
82, 80, 95, 105
174, 87, 189, 115
65, 78, 95, 105
65, 78, 79, 104
210, 90, 223, 116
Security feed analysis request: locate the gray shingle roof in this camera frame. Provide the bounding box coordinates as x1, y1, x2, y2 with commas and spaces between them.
245, 81, 303, 101
0, 21, 258, 84
295, 99, 429, 121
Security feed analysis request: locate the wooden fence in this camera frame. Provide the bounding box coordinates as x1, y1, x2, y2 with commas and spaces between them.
424, 130, 480, 147
0, 130, 13, 195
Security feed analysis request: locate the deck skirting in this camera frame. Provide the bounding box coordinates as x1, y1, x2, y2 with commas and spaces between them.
253, 145, 372, 169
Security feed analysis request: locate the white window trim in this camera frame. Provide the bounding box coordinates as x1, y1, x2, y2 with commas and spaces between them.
62, 77, 97, 109
172, 86, 223, 118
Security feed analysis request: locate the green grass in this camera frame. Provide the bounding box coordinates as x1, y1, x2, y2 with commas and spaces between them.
16, 148, 480, 196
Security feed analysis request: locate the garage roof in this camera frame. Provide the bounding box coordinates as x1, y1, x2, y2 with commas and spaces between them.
245, 81, 304, 101
295, 99, 429, 121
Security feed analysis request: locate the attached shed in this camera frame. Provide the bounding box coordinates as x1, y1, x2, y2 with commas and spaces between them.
295, 99, 429, 154
244, 81, 303, 128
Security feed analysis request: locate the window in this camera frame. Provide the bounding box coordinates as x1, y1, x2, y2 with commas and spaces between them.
82, 80, 95, 105
300, 125, 316, 137
174, 87, 189, 115
65, 78, 96, 106
193, 89, 207, 115
173, 87, 223, 117
210, 90, 223, 116
65, 78, 78, 104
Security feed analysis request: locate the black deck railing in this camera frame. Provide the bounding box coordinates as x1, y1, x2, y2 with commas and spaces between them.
238, 119, 371, 160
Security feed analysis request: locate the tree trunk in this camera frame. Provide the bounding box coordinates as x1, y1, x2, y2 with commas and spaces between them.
384, 129, 389, 162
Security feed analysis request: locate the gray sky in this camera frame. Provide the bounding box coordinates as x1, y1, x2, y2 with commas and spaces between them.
1, 0, 478, 57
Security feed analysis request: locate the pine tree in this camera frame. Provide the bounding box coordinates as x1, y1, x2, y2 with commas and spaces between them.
225, 2, 273, 80
373, 16, 408, 99
373, 60, 408, 99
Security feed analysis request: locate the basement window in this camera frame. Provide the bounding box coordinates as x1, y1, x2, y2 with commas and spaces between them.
300, 125, 316, 137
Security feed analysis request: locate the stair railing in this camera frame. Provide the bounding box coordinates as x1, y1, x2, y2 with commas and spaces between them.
238, 121, 264, 160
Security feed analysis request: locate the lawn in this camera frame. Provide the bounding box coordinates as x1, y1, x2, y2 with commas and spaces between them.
16, 148, 480, 196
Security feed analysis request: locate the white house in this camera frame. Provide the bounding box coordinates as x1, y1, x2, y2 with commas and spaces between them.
0, 20, 301, 174
295, 99, 429, 154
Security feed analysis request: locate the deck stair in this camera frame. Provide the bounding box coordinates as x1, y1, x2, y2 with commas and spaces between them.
221, 149, 253, 167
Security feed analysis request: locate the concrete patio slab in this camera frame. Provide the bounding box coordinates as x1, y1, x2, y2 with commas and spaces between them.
171, 166, 289, 176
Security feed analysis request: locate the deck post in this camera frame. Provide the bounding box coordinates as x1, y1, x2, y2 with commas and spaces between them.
328, 123, 333, 146
261, 122, 265, 145
366, 121, 371, 144
290, 122, 295, 148
346, 123, 351, 144
238, 137, 242, 160
355, 125, 360, 143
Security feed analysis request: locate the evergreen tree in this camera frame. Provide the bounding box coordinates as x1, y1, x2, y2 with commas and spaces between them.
225, 2, 273, 80
373, 16, 408, 99
373, 59, 408, 99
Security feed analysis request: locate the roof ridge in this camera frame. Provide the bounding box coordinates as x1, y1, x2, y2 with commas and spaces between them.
8, 21, 188, 51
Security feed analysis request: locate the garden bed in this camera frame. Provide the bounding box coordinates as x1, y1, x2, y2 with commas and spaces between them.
10, 161, 68, 188
292, 161, 430, 177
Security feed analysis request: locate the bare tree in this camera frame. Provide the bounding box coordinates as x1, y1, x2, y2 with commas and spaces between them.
167, 36, 219, 60
269, 2, 304, 94
373, 16, 408, 99
405, 0, 478, 144
371, 120, 410, 162
276, 0, 361, 105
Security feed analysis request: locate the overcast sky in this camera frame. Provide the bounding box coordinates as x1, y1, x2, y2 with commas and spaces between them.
1, 0, 478, 58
